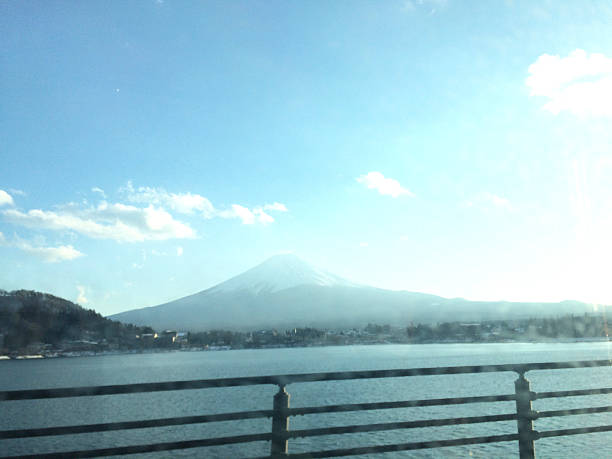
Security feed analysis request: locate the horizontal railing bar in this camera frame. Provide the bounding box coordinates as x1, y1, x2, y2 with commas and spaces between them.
537, 424, 612, 438
0, 409, 274, 439
0, 378, 276, 401
263, 433, 521, 458
536, 405, 612, 419
535, 387, 612, 399
2, 360, 608, 401
3, 402, 605, 442
7, 408, 606, 453
0, 432, 273, 459
285, 413, 517, 439
288, 393, 517, 416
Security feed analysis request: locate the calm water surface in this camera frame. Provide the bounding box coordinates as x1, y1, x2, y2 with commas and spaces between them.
1, 342, 610, 458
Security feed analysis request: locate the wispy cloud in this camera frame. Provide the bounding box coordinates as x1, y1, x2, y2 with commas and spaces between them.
1, 183, 287, 247
119, 181, 287, 225
176, 246, 183, 256
253, 207, 275, 224
356, 172, 415, 198
121, 181, 215, 217
219, 202, 287, 225
0, 189, 14, 207
0, 230, 83, 263
18, 242, 84, 263
526, 49, 612, 116
76, 285, 88, 304
91, 187, 106, 198
219, 204, 269, 225
480, 191, 511, 208
2, 202, 195, 242
263, 202, 288, 212
220, 204, 256, 224
132, 249, 147, 269
403, 0, 448, 14
402, 1, 416, 12
464, 192, 512, 210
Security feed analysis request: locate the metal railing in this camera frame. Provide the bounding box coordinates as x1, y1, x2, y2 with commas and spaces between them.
0, 359, 610, 458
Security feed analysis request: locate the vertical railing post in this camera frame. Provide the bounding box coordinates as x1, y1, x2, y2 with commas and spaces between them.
514, 371, 536, 459
271, 384, 290, 457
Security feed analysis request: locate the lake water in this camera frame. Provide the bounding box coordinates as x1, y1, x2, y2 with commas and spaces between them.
1, 342, 610, 458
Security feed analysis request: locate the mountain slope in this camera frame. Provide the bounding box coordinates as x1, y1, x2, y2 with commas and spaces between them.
109, 254, 599, 331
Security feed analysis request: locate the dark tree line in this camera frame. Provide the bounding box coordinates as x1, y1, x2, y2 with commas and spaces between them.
406, 313, 608, 342
188, 327, 326, 348
187, 314, 609, 348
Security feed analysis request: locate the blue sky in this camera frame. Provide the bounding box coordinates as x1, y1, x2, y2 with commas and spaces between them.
2, 0, 612, 315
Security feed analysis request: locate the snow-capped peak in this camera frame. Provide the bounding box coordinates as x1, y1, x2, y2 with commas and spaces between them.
208, 254, 357, 294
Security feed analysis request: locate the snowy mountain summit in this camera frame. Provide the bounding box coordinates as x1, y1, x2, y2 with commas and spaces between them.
209, 254, 357, 294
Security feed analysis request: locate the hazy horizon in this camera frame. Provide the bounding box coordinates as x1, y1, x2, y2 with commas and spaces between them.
114, 253, 607, 315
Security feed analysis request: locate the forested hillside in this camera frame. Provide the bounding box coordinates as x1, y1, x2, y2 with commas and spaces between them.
0, 290, 152, 351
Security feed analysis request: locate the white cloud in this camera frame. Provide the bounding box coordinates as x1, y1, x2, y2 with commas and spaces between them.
171, 193, 214, 215
264, 202, 288, 212
76, 285, 88, 304
526, 49, 612, 116
2, 182, 286, 242
2, 203, 195, 242
0, 232, 83, 262
91, 187, 106, 198
176, 246, 183, 256
119, 182, 287, 226
121, 182, 215, 217
219, 202, 286, 225
18, 242, 84, 263
253, 207, 274, 224
359, 242, 369, 248
222, 204, 256, 225
0, 189, 14, 207
356, 172, 415, 198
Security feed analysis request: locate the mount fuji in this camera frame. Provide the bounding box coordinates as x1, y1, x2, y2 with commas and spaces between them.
109, 254, 596, 331
207, 253, 358, 295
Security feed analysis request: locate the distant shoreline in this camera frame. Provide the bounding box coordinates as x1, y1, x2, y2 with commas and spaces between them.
2, 337, 609, 360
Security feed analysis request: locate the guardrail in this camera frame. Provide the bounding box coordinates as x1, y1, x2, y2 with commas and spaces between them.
1, 359, 610, 458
